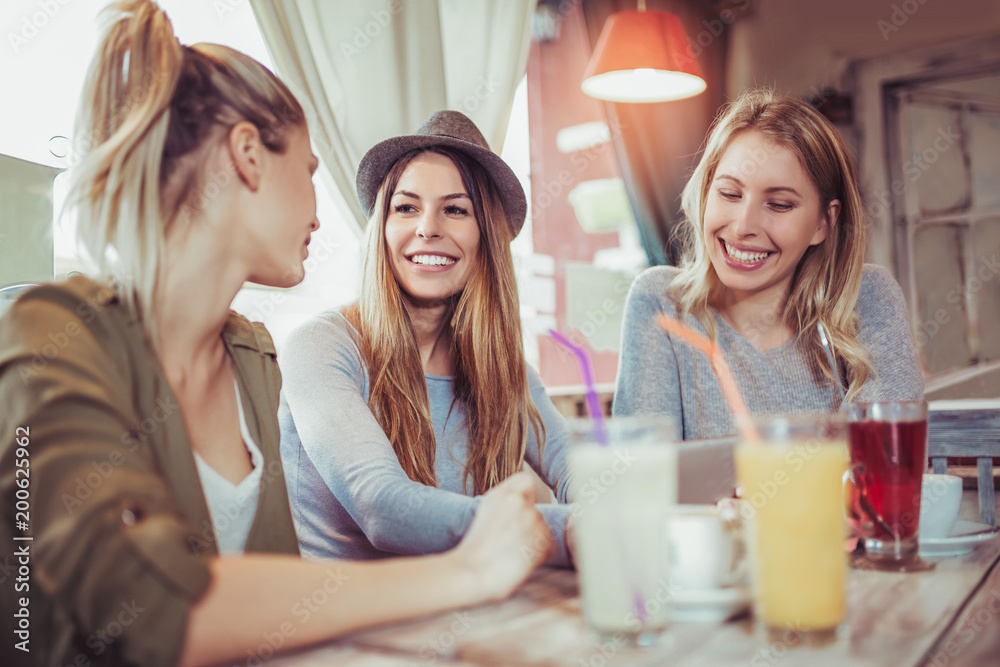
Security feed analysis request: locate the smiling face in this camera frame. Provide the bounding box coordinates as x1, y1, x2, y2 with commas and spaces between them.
244, 126, 320, 288
704, 129, 839, 304
384, 151, 481, 304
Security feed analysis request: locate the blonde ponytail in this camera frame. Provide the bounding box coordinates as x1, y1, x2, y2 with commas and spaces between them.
65, 0, 305, 337
67, 0, 180, 331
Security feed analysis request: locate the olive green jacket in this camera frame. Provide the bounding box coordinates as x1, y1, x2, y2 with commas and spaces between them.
0, 277, 299, 667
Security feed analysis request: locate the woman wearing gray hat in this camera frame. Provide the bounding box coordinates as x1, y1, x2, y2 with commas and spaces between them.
278, 110, 575, 566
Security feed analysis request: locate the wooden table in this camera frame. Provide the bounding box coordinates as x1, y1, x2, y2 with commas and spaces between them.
272, 501, 1000, 666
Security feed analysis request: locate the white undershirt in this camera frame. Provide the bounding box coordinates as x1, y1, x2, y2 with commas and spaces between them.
194, 381, 263, 555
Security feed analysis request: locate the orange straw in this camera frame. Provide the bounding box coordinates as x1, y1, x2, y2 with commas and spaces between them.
654, 314, 761, 446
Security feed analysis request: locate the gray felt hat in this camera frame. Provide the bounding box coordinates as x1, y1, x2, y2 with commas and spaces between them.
355, 110, 527, 234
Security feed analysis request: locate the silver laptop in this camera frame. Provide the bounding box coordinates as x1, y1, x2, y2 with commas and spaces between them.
676, 436, 737, 505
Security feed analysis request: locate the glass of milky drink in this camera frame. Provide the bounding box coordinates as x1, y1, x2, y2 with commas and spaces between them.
734, 413, 849, 646
568, 416, 678, 647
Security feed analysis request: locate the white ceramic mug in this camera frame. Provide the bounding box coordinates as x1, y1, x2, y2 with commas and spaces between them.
919, 474, 962, 539
666, 504, 746, 590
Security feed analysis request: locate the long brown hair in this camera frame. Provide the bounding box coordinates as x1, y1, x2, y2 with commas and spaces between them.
343, 147, 543, 494
65, 0, 304, 337
673, 89, 873, 400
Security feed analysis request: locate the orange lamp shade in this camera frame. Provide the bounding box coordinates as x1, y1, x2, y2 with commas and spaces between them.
581, 10, 706, 103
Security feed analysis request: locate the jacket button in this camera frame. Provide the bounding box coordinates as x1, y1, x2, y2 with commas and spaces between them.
121, 504, 144, 526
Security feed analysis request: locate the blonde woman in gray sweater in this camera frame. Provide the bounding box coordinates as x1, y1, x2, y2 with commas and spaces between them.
614, 90, 923, 439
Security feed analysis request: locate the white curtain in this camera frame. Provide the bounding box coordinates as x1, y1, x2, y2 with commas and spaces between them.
250, 0, 538, 231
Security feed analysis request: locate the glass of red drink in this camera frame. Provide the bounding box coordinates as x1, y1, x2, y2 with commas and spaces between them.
845, 400, 933, 572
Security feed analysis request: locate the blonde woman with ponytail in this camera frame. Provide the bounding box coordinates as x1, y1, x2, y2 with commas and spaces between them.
613, 90, 923, 438
279, 111, 576, 565
0, 3, 554, 666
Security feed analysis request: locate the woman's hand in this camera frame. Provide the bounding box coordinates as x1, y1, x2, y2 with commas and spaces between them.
565, 510, 577, 567
452, 471, 554, 601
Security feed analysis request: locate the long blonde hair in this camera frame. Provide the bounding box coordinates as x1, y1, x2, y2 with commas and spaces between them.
65, 0, 304, 336
673, 89, 873, 400
343, 147, 543, 494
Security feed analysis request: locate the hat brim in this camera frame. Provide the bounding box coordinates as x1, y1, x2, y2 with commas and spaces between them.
356, 134, 527, 235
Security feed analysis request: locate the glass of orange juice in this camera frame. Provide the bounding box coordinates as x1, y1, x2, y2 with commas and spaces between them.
735, 414, 848, 645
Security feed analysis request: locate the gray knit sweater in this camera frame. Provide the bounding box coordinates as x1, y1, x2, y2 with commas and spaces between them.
278, 311, 573, 565
613, 264, 924, 439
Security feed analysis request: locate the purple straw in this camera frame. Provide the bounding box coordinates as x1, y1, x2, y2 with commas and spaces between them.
549, 329, 609, 446
549, 329, 646, 623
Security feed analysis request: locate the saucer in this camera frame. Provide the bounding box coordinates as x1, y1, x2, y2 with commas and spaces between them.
670, 586, 751, 623
919, 520, 1000, 557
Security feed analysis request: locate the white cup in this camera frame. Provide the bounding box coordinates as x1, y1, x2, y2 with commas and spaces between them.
919, 474, 962, 539
666, 504, 746, 590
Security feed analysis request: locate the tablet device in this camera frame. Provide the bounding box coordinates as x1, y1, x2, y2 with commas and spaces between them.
676, 436, 737, 505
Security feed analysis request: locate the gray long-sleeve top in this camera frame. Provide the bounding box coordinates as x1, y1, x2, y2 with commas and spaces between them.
613, 264, 925, 439
278, 311, 573, 565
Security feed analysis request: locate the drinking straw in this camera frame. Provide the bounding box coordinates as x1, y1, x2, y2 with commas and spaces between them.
548, 328, 644, 624
548, 329, 609, 446
654, 314, 761, 446
816, 322, 846, 404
